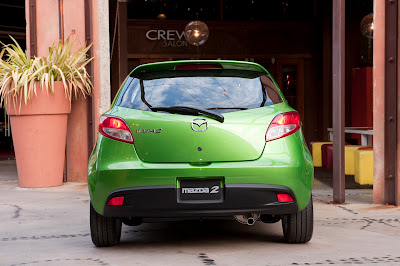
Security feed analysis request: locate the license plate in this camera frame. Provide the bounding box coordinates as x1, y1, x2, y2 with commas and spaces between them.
178, 179, 223, 203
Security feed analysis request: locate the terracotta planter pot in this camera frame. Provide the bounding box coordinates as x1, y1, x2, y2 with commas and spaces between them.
6, 82, 71, 188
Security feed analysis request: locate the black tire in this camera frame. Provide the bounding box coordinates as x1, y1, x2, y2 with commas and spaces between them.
90, 203, 122, 247
282, 196, 313, 243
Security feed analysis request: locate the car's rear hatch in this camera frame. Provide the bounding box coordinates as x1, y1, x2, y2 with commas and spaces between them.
114, 106, 281, 163
114, 60, 286, 163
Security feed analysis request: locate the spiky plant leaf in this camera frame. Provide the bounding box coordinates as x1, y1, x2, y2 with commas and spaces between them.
0, 35, 93, 108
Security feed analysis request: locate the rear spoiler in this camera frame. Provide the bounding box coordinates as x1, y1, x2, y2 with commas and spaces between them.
129, 60, 269, 77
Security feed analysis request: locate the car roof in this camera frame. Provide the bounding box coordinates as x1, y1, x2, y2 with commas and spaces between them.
129, 60, 269, 77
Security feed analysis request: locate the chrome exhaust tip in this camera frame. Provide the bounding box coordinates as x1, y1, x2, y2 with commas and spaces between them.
247, 217, 255, 226
234, 213, 260, 226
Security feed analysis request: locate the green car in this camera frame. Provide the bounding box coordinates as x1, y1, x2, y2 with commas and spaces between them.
88, 60, 313, 247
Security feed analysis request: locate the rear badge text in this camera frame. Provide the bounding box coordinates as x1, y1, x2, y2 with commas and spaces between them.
181, 186, 219, 194
136, 128, 162, 134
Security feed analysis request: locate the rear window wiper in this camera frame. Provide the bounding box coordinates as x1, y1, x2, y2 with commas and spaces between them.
150, 106, 224, 123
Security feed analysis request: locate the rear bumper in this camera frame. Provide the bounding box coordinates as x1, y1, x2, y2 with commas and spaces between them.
103, 184, 298, 217
89, 132, 313, 216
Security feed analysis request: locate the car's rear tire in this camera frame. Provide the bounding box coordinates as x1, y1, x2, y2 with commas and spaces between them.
90, 203, 122, 247
282, 196, 313, 243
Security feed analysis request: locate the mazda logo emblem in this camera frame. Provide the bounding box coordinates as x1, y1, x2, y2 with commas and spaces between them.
191, 118, 208, 132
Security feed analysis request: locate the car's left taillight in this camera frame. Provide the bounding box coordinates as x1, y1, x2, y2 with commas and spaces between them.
265, 111, 300, 142
99, 115, 134, 144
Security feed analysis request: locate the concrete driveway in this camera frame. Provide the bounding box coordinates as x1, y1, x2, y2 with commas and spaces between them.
1, 160, 400, 266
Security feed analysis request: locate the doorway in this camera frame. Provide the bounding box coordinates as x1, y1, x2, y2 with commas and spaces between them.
276, 59, 305, 122
0, 0, 25, 160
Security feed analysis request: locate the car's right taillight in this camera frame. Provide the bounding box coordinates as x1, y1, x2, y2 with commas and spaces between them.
99, 115, 134, 144
265, 112, 300, 142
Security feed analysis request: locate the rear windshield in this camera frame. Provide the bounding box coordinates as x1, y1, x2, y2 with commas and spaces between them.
117, 70, 283, 113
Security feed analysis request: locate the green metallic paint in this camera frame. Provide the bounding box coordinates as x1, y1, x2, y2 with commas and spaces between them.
88, 60, 312, 218
88, 129, 313, 216
107, 103, 293, 163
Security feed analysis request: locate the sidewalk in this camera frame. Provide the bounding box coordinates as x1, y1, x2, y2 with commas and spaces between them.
1, 160, 399, 266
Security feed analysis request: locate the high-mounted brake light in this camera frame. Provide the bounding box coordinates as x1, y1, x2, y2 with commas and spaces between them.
265, 112, 300, 142
99, 116, 134, 144
175, 63, 222, 70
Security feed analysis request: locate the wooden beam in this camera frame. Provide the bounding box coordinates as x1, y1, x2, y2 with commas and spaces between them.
29, 0, 37, 57
332, 0, 345, 203
85, 0, 94, 155
118, 0, 128, 86
58, 0, 64, 42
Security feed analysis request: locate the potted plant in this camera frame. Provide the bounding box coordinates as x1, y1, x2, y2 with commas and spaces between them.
0, 36, 92, 188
